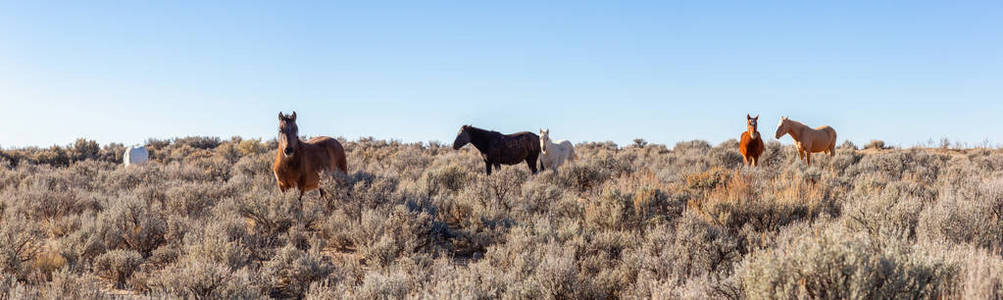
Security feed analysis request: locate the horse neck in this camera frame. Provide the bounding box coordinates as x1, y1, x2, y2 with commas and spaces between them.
543, 137, 556, 148
747, 126, 759, 139
467, 127, 495, 153
785, 121, 807, 141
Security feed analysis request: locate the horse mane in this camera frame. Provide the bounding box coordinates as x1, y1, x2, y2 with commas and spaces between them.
464, 126, 501, 151
786, 119, 808, 129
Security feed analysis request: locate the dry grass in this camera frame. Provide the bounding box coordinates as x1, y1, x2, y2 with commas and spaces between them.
1, 137, 1002, 298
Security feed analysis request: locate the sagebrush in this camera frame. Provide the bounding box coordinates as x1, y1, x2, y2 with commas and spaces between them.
1, 136, 1001, 299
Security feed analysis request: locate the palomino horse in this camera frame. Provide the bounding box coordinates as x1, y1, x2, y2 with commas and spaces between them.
453, 125, 540, 175
739, 114, 764, 167
539, 129, 576, 173
273, 111, 348, 200
774, 116, 837, 166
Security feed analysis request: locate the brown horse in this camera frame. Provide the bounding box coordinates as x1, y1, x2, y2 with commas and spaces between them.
452, 125, 540, 175
775, 116, 837, 166
273, 111, 348, 200
739, 114, 764, 167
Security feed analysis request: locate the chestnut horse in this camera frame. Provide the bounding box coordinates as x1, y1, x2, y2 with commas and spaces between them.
775, 116, 837, 166
739, 114, 764, 167
452, 125, 540, 175
273, 111, 348, 200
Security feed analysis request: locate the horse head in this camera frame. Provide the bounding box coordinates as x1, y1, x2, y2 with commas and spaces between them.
453, 125, 472, 150
746, 114, 759, 139
539, 129, 550, 152
278, 111, 299, 157
775, 116, 789, 139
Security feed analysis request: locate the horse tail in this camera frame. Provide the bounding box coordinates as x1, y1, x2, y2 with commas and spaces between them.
830, 128, 838, 147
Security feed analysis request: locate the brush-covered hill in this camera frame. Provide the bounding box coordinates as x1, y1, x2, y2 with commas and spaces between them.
2, 136, 1002, 298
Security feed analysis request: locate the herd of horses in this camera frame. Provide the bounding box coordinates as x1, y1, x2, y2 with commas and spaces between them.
272, 111, 837, 200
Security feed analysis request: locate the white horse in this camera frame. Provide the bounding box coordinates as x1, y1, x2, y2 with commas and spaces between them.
123, 145, 149, 167
539, 129, 576, 172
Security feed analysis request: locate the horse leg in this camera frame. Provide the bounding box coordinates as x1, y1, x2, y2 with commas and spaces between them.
806, 153, 812, 166
318, 188, 327, 200
526, 158, 538, 174
743, 155, 749, 167
485, 161, 492, 175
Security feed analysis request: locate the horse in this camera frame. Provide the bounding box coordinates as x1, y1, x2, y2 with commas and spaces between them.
774, 116, 837, 166
123, 145, 149, 167
738, 114, 764, 167
452, 125, 540, 175
273, 111, 348, 200
538, 129, 576, 173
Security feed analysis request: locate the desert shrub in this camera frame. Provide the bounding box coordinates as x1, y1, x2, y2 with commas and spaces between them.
516, 176, 565, 218
627, 214, 740, 288
954, 246, 1003, 299
0, 220, 42, 281
738, 224, 958, 299
183, 217, 253, 269
97, 194, 166, 256
560, 159, 615, 193
103, 165, 166, 192
685, 167, 731, 191
98, 142, 126, 163
534, 244, 583, 299
55, 214, 106, 270
236, 138, 268, 157
68, 138, 101, 163
164, 182, 230, 217
917, 176, 1003, 250
866, 139, 887, 150
349, 205, 446, 267
584, 187, 630, 230
840, 140, 857, 150
43, 267, 103, 299
234, 187, 320, 238
352, 270, 413, 299
147, 258, 265, 299
418, 164, 469, 197
230, 152, 274, 180
708, 141, 744, 168
92, 249, 142, 288
0, 273, 40, 299
483, 167, 530, 209
261, 244, 332, 298
3, 181, 99, 225
173, 136, 222, 150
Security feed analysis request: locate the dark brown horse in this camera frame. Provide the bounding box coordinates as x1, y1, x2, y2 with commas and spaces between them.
452, 125, 540, 175
739, 114, 764, 167
273, 111, 348, 200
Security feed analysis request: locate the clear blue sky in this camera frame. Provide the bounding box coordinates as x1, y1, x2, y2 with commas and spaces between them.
2, 1, 1001, 148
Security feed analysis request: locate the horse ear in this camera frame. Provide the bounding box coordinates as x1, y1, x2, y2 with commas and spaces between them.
290, 111, 297, 121
747, 114, 751, 120
754, 114, 759, 120
278, 112, 284, 120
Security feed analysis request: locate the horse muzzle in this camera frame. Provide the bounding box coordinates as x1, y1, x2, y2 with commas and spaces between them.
283, 148, 295, 156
